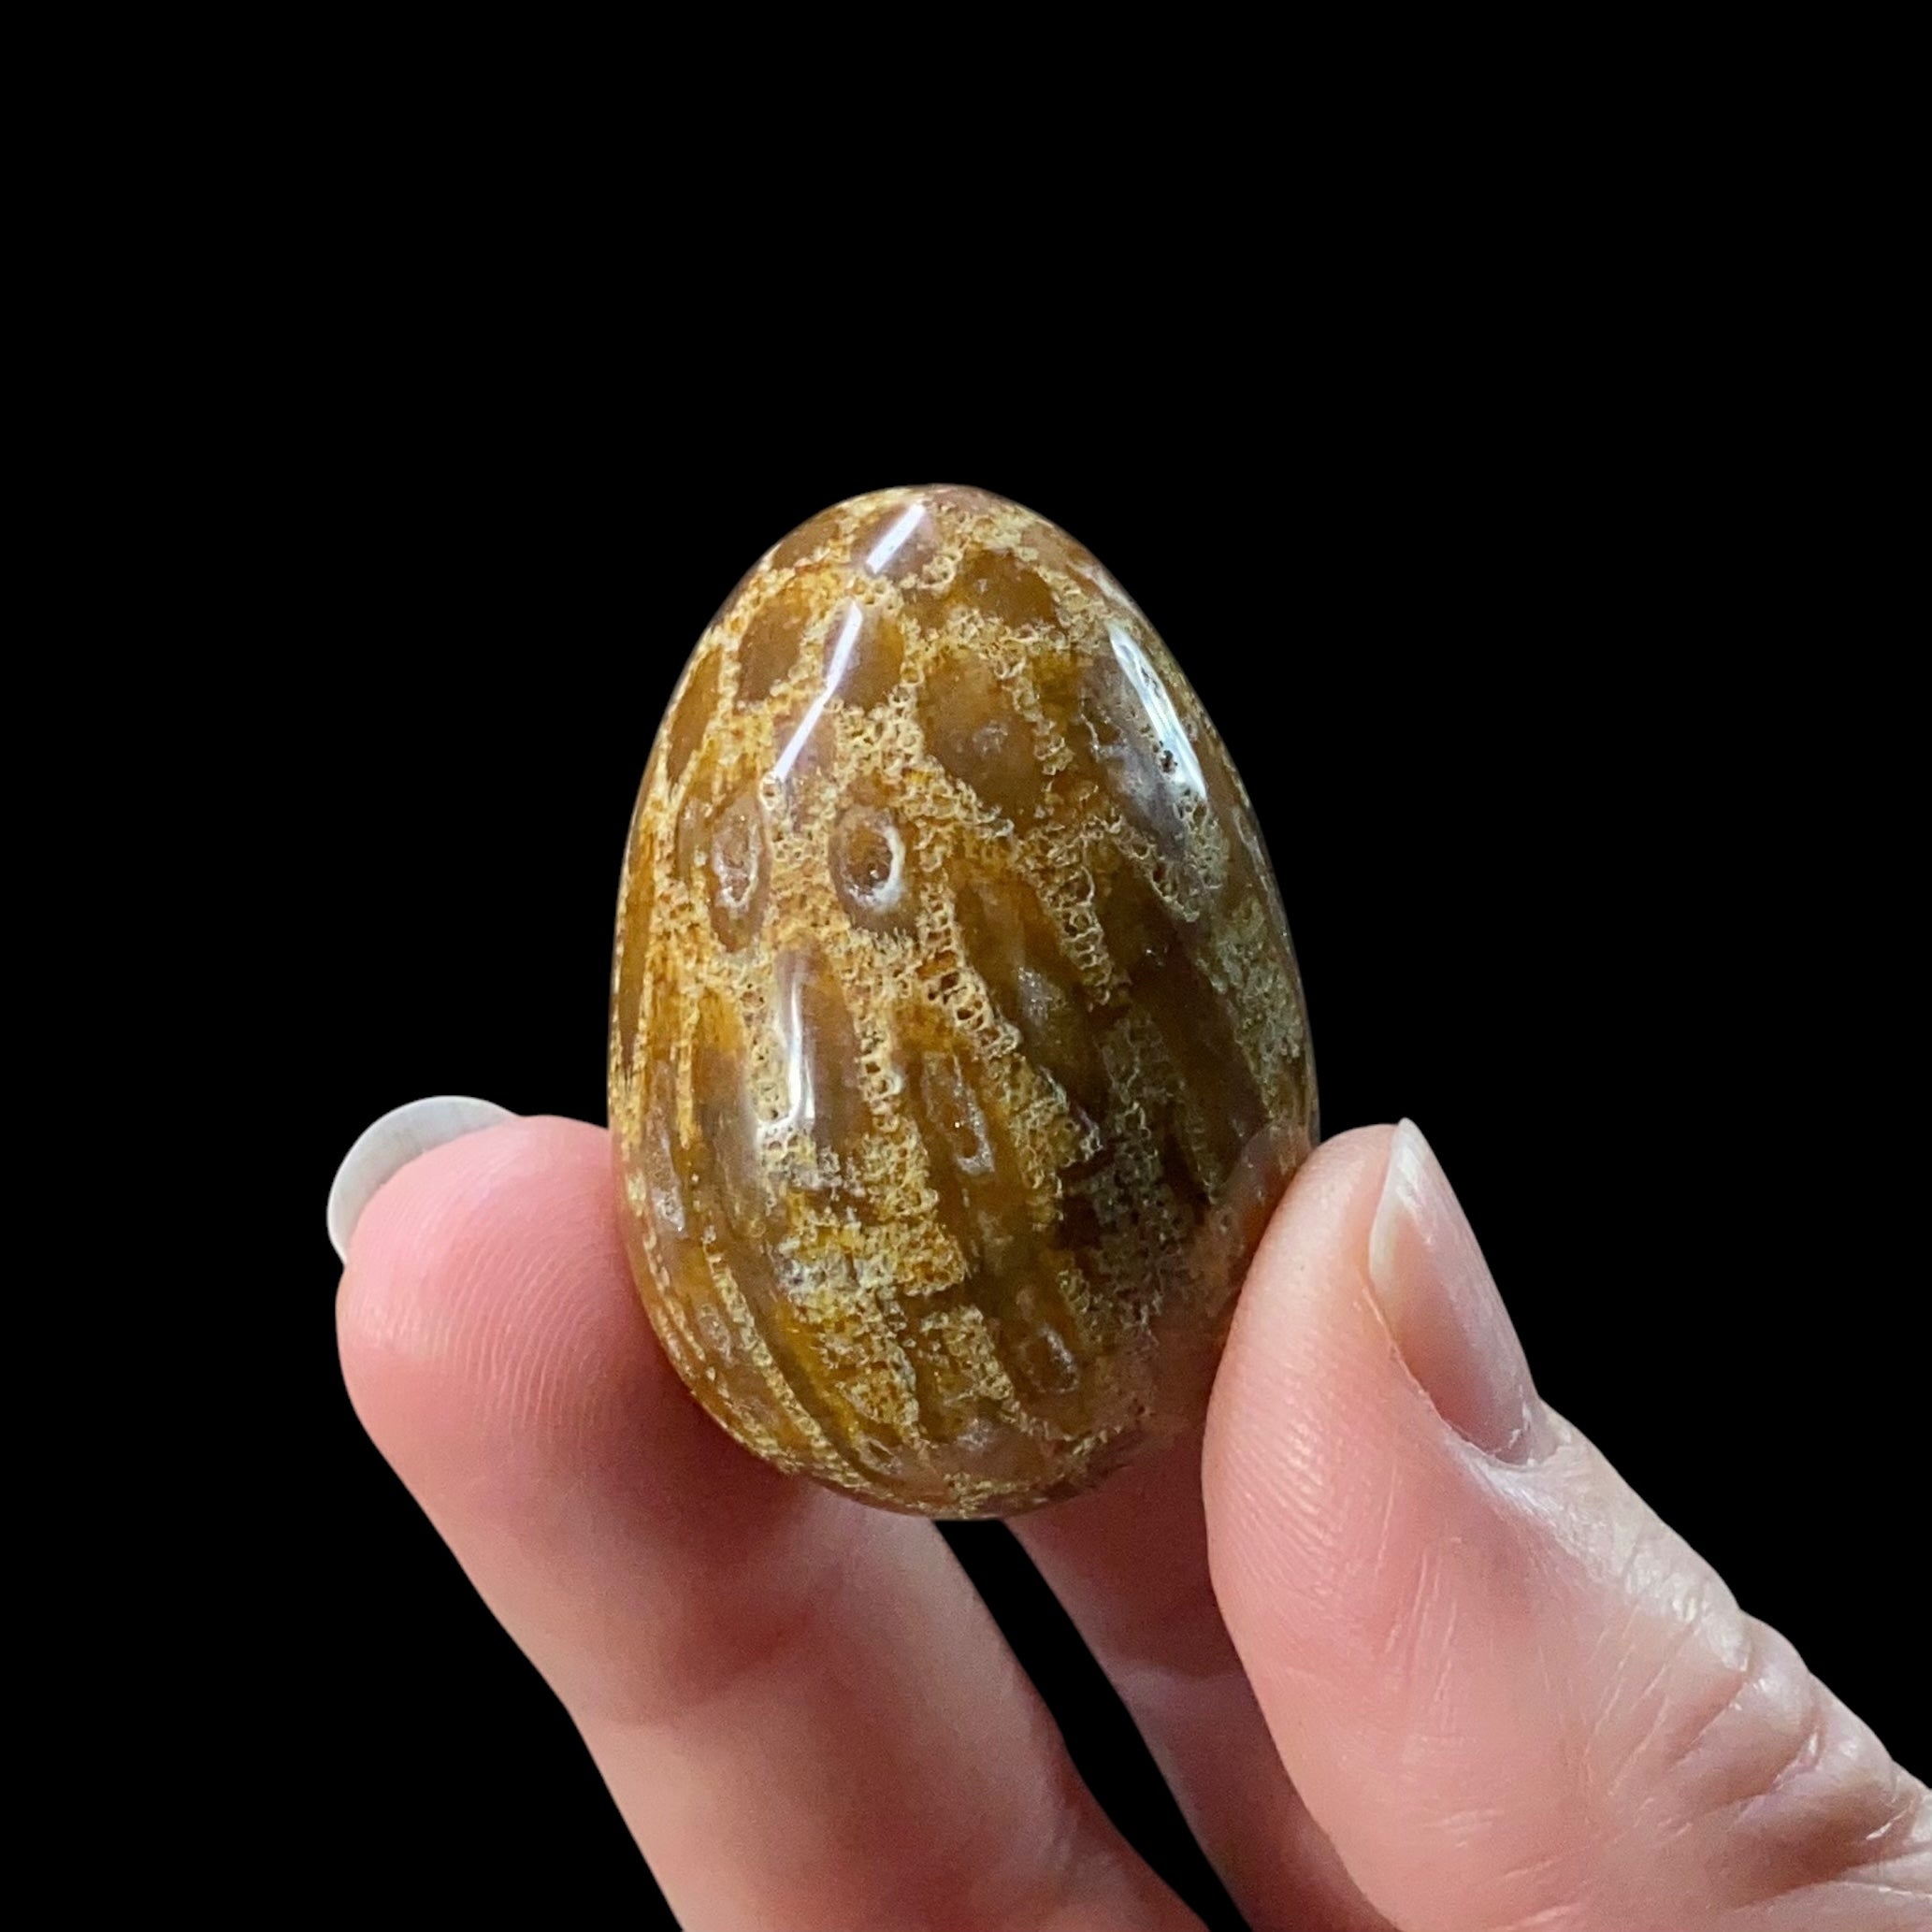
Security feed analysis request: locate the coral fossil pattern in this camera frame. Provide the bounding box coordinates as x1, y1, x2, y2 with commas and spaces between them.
610, 486, 1316, 1516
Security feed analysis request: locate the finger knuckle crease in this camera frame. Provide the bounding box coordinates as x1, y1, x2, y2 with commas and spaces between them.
1643, 1613, 1924, 1907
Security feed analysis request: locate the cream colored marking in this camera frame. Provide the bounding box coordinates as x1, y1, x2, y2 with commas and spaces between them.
702, 1237, 895, 1500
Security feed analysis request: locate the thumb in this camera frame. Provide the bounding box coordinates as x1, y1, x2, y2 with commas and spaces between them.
1203, 1122, 1928, 1932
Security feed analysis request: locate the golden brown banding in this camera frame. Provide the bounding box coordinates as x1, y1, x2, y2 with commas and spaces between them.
610, 485, 1316, 1517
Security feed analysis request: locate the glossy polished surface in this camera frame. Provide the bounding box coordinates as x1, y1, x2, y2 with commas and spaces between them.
610, 486, 1315, 1515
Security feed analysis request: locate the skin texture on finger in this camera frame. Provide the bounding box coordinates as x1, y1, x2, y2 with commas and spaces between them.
1204, 1125, 1931, 1932
337, 1117, 1201, 1932
1015, 1436, 1396, 1931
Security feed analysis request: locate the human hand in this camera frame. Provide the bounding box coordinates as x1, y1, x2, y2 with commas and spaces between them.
334, 1107, 1927, 1930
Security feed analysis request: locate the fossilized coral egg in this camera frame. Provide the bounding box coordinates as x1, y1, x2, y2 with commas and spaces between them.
609, 486, 1316, 1517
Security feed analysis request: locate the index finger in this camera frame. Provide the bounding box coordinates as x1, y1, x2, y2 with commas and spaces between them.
336, 1112, 1203, 1932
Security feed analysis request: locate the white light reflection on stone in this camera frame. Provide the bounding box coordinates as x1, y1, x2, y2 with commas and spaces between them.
765, 950, 813, 1143
1107, 620, 1205, 803
772, 603, 863, 785
865, 501, 927, 574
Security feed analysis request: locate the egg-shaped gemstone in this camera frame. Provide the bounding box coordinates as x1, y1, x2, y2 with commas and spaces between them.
609, 485, 1315, 1517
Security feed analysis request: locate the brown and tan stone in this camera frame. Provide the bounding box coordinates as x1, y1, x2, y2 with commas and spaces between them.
609, 486, 1316, 1517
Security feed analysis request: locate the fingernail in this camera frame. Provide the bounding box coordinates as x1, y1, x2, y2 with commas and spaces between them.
326, 1096, 516, 1261
1367, 1119, 1553, 1464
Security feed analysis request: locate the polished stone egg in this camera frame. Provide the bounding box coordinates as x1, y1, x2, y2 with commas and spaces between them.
610, 485, 1315, 1516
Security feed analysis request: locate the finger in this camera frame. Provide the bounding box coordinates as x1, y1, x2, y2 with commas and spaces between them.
337, 1114, 1200, 1932
1014, 1433, 1396, 1931
1204, 1120, 1931, 1932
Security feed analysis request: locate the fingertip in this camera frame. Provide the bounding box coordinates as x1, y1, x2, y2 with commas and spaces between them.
1204, 1123, 1406, 1594
1202, 1124, 1932, 1929
325, 1095, 519, 1260
333, 1108, 820, 1609
339, 1113, 615, 1365
335, 1114, 675, 1481
1202, 1117, 1529, 1776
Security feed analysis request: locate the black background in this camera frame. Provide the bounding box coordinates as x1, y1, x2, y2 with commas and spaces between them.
241, 268, 1925, 1928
